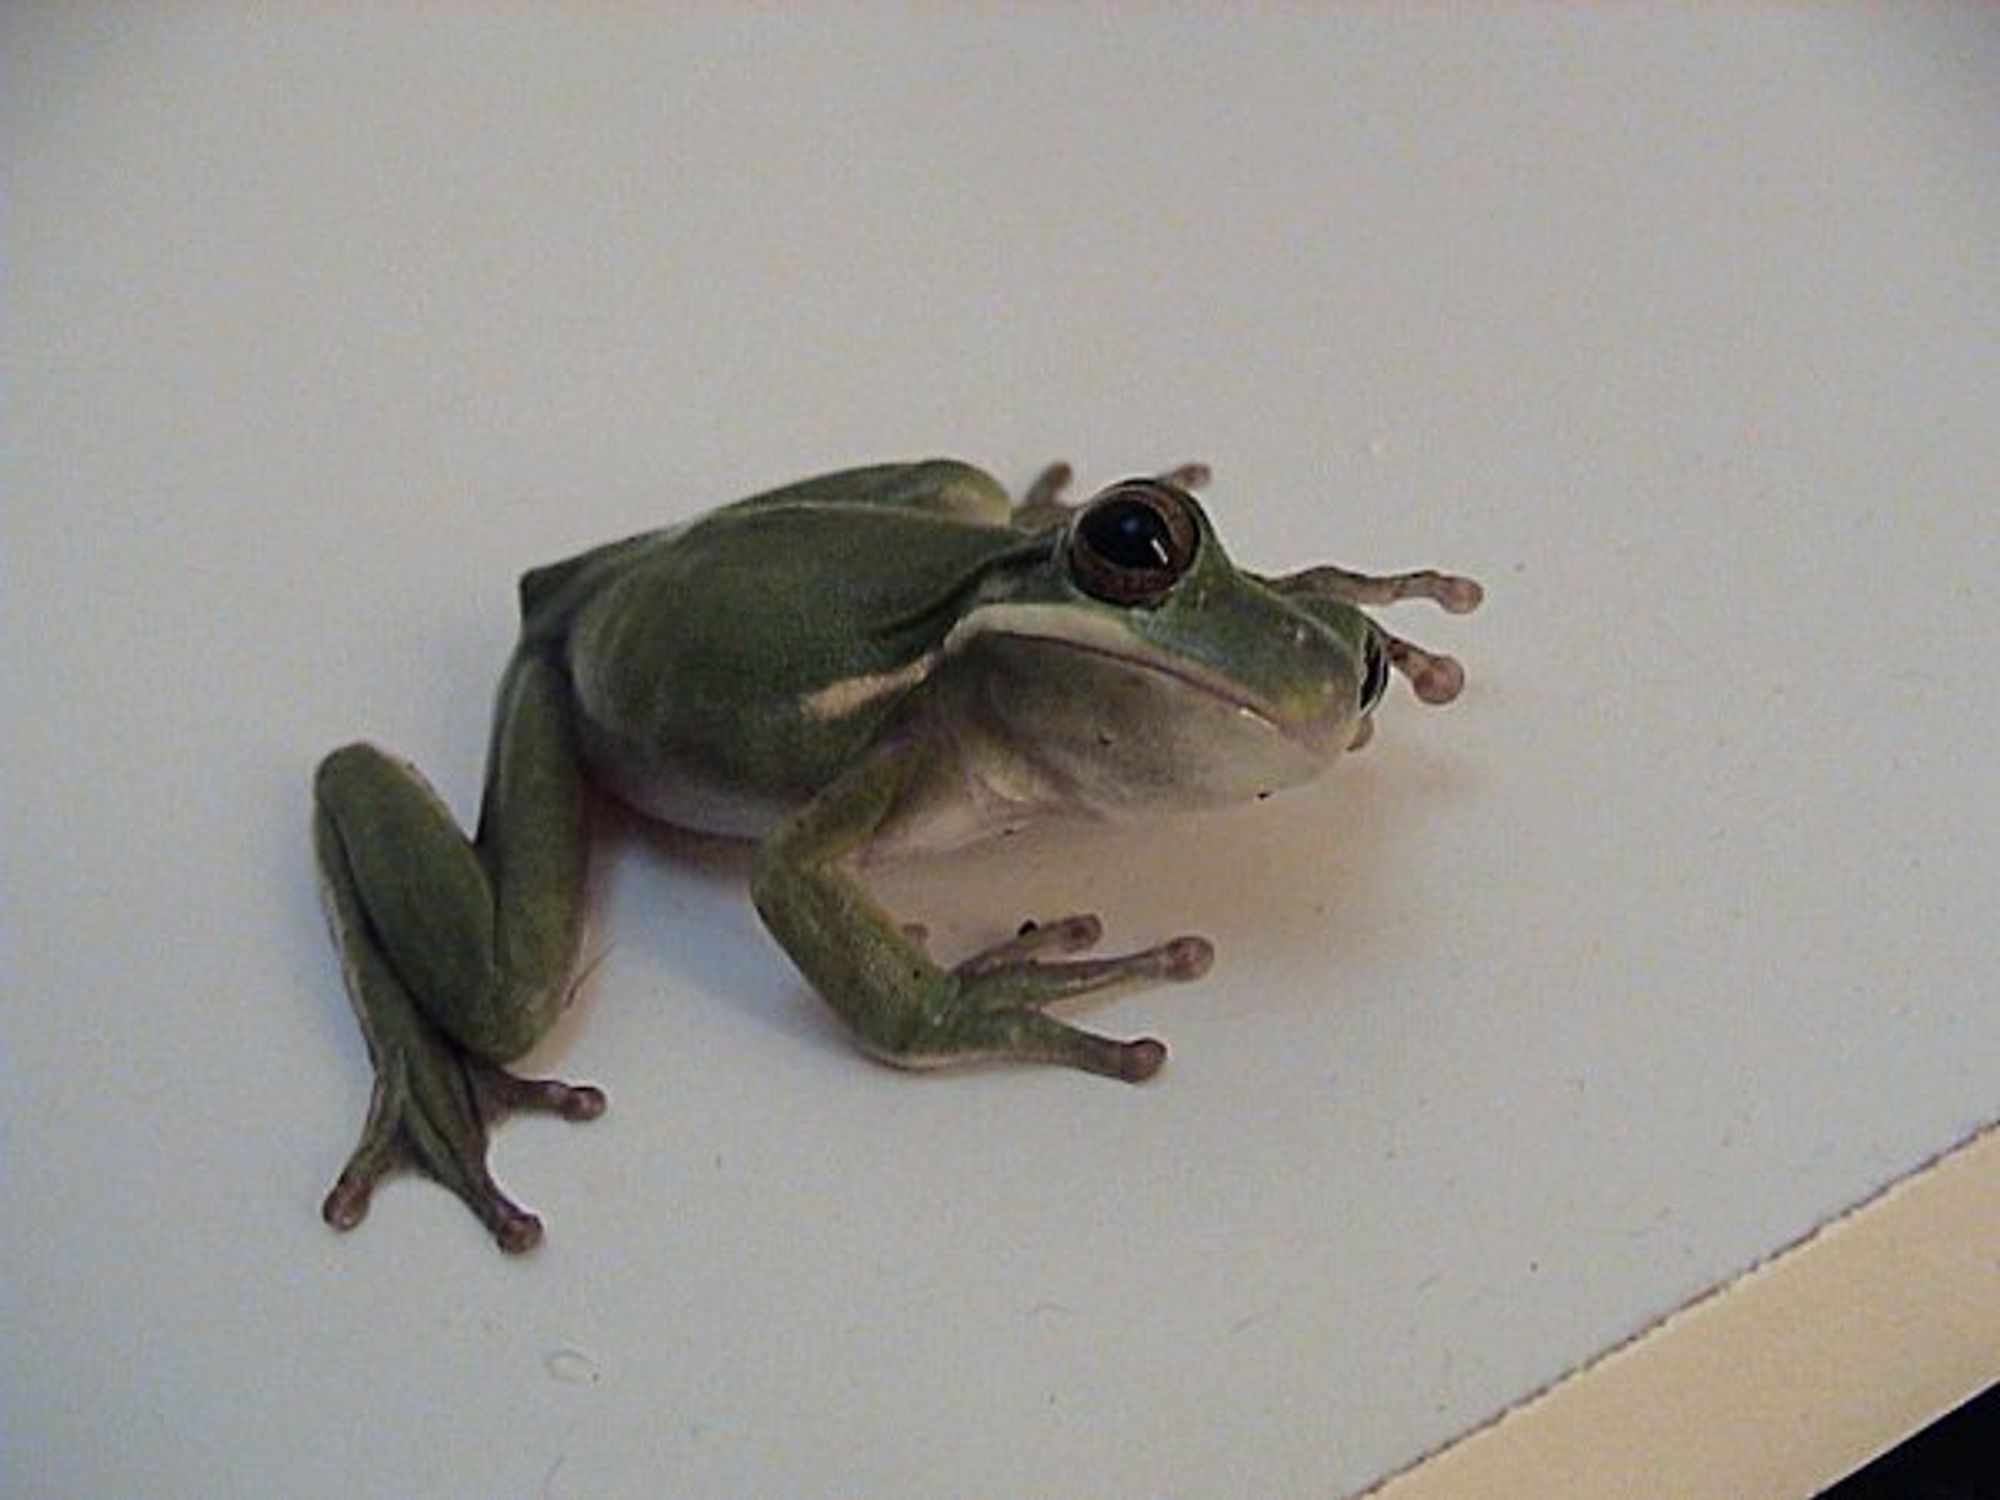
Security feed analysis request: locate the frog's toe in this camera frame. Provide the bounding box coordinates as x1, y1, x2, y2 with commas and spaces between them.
438, 1157, 546, 1254
957, 926, 1213, 1005
1117, 1037, 1169, 1082
1156, 461, 1212, 493
1019, 913, 1105, 951
1058, 931, 1212, 987
1011, 1018, 1168, 1083
1021, 461, 1075, 511
1434, 573, 1484, 614
913, 1005, 1170, 1084
472, 1064, 607, 1125
322, 1157, 389, 1233
1159, 935, 1215, 979
492, 1208, 544, 1254
1384, 637, 1466, 704
954, 913, 1104, 977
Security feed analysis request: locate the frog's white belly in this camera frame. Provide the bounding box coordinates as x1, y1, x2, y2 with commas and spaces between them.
572, 702, 1064, 860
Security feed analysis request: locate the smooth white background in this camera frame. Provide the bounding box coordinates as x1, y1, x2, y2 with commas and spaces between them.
6, 8, 1996, 1498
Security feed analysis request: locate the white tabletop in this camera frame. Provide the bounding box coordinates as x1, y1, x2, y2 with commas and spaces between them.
7, 8, 1996, 1497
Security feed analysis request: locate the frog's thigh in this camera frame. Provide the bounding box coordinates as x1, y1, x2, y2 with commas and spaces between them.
314, 745, 543, 1061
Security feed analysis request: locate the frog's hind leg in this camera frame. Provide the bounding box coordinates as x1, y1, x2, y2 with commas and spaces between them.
314, 821, 601, 1252
311, 651, 601, 1252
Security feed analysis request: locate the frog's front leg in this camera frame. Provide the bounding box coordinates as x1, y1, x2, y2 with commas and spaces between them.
750, 740, 1211, 1082
311, 650, 602, 1252
1264, 563, 1484, 706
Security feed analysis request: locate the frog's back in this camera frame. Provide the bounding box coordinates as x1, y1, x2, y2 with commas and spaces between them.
556, 495, 1033, 837
519, 461, 1012, 645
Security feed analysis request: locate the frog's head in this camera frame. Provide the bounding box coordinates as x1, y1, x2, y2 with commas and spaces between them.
943, 479, 1416, 815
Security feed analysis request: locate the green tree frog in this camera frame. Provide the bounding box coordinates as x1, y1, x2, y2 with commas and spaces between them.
313, 460, 1481, 1250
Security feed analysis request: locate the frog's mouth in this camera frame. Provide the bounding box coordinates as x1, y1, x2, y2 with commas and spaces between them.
1051, 631, 1332, 744
945, 604, 1355, 777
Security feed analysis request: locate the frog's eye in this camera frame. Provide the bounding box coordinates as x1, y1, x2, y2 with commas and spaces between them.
1066, 481, 1201, 607
1359, 631, 1390, 714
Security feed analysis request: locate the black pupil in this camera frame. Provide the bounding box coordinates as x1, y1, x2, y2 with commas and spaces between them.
1082, 499, 1173, 571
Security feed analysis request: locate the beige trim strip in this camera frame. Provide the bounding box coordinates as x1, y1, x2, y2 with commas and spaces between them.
1369, 1120, 2000, 1500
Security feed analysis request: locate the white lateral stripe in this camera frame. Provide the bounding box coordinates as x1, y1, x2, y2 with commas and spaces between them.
799, 656, 936, 722
943, 601, 1142, 656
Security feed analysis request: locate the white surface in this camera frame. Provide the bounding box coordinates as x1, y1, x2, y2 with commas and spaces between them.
5, 8, 1996, 1498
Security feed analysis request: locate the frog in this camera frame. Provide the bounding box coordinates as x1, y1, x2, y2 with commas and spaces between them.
311, 459, 1481, 1251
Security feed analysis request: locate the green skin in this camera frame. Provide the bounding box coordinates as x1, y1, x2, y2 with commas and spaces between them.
313, 459, 1481, 1251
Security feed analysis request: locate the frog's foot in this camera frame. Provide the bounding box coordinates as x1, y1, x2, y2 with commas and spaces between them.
322, 1031, 605, 1254
909, 915, 1213, 1083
